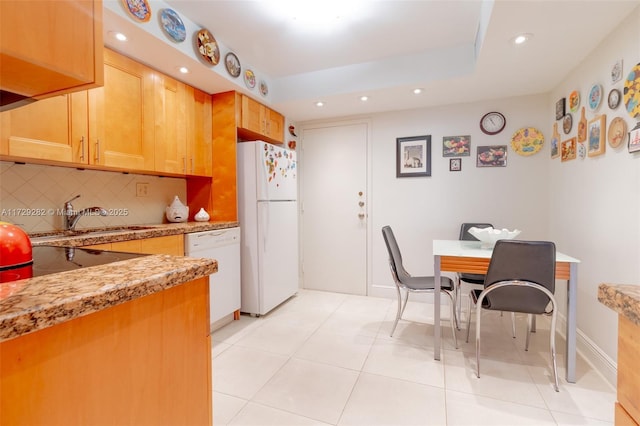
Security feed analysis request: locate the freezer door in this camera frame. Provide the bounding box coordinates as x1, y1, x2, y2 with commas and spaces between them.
256, 141, 297, 201
257, 200, 299, 314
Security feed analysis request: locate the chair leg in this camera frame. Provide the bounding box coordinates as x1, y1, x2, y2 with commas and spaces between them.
455, 277, 462, 330
511, 312, 516, 338
550, 310, 560, 392
525, 314, 532, 351
444, 291, 458, 349
531, 315, 537, 332
401, 289, 409, 318
475, 297, 483, 378
465, 293, 473, 343
390, 286, 404, 337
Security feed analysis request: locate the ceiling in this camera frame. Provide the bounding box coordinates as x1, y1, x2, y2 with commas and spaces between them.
103, 0, 639, 123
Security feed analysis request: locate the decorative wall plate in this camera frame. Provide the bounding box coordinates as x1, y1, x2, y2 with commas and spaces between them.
122, 0, 151, 22
608, 117, 628, 148
225, 52, 241, 78
588, 84, 603, 111
608, 88, 621, 110
244, 69, 256, 89
611, 59, 623, 84
623, 62, 640, 118
195, 29, 220, 66
578, 142, 586, 159
563, 114, 572, 134
259, 80, 269, 97
510, 127, 544, 156
569, 90, 580, 112
160, 8, 186, 43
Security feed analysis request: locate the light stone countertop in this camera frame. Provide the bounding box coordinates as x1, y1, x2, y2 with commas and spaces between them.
598, 283, 640, 326
29, 221, 239, 247
0, 221, 237, 342
0, 254, 217, 342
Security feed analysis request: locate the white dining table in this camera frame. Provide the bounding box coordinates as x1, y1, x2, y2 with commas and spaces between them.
433, 239, 581, 383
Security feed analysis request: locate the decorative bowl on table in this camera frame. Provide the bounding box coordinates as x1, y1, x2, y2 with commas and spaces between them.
468, 226, 521, 248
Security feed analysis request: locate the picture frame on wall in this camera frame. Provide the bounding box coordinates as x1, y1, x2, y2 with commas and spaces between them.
396, 135, 432, 177
555, 98, 566, 120
561, 138, 577, 162
449, 158, 461, 171
588, 114, 606, 157
442, 135, 470, 157
476, 145, 507, 167
629, 122, 640, 153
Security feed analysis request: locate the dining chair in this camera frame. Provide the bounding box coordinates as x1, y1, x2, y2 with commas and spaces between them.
455, 223, 493, 328
381, 226, 458, 348
465, 239, 559, 391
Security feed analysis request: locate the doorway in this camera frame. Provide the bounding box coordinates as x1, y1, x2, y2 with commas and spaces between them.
299, 120, 370, 295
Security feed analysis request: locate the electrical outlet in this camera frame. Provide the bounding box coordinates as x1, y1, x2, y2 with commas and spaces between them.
136, 182, 149, 197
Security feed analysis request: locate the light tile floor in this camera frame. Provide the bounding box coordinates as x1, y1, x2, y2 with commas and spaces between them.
211, 289, 616, 426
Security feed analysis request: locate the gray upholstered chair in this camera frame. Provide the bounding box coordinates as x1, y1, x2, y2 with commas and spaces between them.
381, 226, 458, 348
455, 223, 493, 327
465, 239, 559, 391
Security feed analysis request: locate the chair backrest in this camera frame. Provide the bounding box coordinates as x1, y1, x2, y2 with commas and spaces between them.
459, 223, 493, 241
483, 240, 556, 314
381, 226, 410, 282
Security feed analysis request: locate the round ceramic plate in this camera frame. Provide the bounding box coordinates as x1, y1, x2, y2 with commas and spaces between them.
244, 69, 256, 89
160, 8, 186, 43
225, 52, 241, 78
588, 84, 603, 111
122, 0, 151, 22
510, 127, 544, 156
569, 90, 580, 112
195, 29, 220, 66
623, 62, 640, 118
608, 89, 621, 109
608, 117, 628, 148
563, 114, 572, 134
259, 80, 269, 97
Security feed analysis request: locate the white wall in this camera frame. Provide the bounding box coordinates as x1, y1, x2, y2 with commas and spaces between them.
547, 7, 640, 374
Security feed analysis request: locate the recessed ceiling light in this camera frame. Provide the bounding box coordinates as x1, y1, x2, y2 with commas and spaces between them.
108, 31, 127, 42
315, 101, 324, 107
360, 96, 369, 102
512, 33, 533, 45
178, 67, 189, 74
413, 88, 423, 95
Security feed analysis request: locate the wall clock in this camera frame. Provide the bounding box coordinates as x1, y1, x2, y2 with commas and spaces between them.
480, 112, 506, 135
563, 113, 573, 134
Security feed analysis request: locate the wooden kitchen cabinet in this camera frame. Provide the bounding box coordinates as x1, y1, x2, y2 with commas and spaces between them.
88, 49, 155, 171
85, 235, 185, 256
239, 94, 284, 144
154, 74, 188, 174
0, 92, 88, 164
616, 315, 640, 425
0, 277, 212, 425
186, 86, 213, 176
0, 0, 103, 100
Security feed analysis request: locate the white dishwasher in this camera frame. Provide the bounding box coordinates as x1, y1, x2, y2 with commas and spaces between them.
184, 227, 241, 331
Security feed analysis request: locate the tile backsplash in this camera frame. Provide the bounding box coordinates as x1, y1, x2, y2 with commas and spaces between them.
0, 161, 187, 233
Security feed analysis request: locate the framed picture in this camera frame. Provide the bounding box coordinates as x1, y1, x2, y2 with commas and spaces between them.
442, 135, 470, 157
476, 145, 507, 167
449, 158, 461, 171
396, 135, 431, 177
629, 122, 640, 153
555, 98, 565, 120
561, 138, 577, 162
588, 114, 606, 157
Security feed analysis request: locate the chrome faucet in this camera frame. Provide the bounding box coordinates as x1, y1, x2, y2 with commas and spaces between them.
64, 195, 108, 230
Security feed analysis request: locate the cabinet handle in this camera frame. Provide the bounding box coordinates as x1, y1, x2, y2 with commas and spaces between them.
183, 157, 187, 173
80, 136, 85, 161
191, 157, 194, 173
95, 139, 100, 162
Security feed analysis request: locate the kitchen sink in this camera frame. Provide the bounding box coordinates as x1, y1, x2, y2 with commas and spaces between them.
30, 225, 159, 240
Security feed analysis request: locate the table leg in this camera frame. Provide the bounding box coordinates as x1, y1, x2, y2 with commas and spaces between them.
434, 255, 441, 361
566, 263, 578, 383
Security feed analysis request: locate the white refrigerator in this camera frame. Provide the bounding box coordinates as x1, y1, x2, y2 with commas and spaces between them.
237, 141, 299, 316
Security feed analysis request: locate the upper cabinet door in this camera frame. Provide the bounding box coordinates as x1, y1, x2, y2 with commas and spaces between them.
0, 0, 103, 99
88, 49, 155, 171
154, 74, 188, 174
0, 92, 88, 164
186, 87, 213, 177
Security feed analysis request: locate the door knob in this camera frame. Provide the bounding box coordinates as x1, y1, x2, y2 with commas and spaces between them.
358, 213, 365, 219
358, 201, 364, 207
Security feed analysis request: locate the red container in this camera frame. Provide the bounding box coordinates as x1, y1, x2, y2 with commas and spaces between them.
0, 222, 33, 283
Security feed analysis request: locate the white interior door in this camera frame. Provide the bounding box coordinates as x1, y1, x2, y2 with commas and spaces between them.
300, 121, 368, 295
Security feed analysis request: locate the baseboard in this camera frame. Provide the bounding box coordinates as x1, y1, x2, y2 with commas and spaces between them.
555, 313, 617, 390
